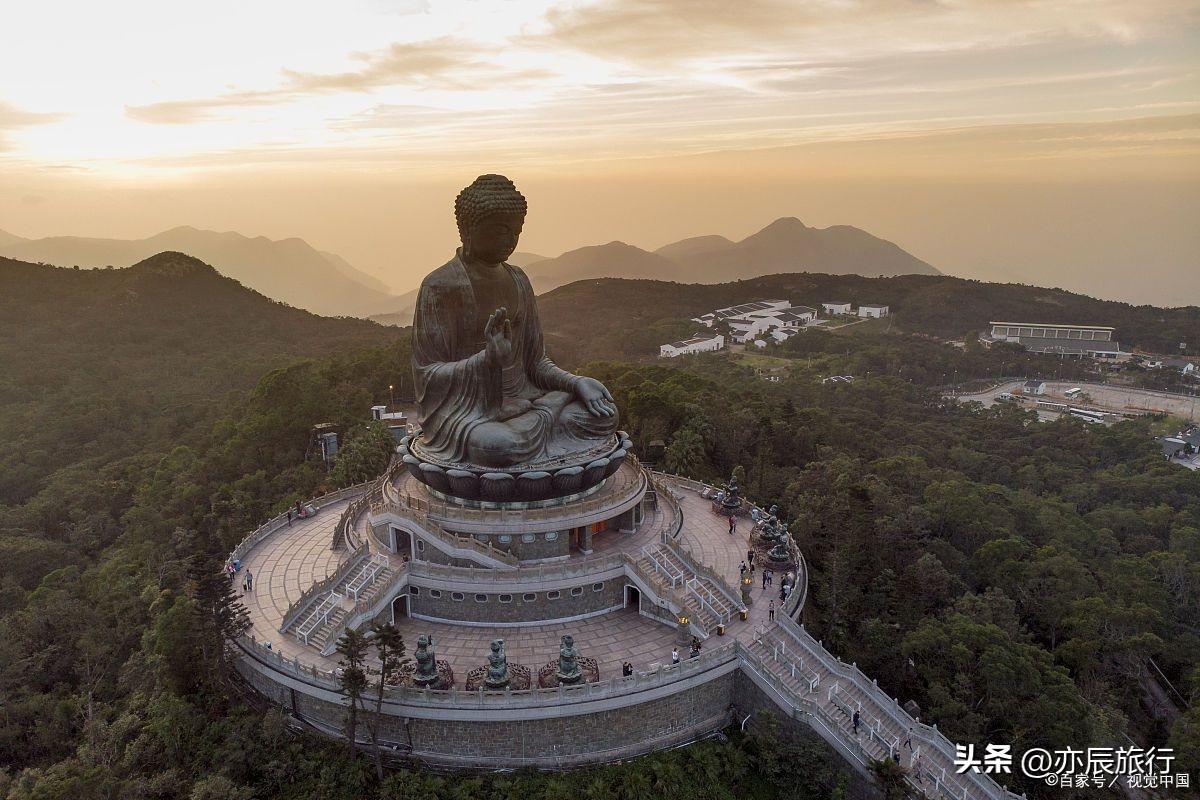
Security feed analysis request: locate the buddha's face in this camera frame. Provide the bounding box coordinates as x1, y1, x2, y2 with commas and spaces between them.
465, 212, 524, 265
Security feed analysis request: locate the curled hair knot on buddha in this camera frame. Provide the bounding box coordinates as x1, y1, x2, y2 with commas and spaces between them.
454, 174, 528, 240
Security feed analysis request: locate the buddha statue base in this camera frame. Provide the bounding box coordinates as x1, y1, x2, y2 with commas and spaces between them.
401, 430, 633, 504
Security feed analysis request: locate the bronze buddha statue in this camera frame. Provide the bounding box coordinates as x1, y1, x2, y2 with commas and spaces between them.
412, 174, 619, 469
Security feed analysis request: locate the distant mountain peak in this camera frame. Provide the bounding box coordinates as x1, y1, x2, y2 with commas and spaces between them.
757, 216, 808, 232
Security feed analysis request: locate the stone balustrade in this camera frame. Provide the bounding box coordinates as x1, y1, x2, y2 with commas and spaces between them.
238, 632, 738, 708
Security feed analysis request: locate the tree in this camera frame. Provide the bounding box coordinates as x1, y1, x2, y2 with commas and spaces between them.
329, 422, 395, 487
336, 628, 370, 759
368, 622, 408, 779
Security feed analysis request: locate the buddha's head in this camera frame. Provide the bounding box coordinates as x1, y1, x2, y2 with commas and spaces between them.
455, 174, 527, 265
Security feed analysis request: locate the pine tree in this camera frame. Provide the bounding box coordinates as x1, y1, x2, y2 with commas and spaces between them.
368, 622, 408, 778
336, 628, 370, 759
186, 528, 250, 686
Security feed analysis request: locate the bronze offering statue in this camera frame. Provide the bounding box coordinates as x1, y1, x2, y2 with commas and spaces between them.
412, 174, 619, 469
484, 638, 511, 689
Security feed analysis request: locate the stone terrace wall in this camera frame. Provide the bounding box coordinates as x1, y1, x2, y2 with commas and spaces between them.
236, 654, 737, 769
408, 579, 624, 625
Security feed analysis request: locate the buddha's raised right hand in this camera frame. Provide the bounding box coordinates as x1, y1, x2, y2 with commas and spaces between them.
484, 307, 514, 365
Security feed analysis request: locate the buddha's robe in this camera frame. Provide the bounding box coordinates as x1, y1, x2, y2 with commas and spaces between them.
412, 252, 617, 468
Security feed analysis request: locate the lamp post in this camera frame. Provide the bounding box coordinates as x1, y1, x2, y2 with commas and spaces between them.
676, 612, 691, 647
741, 574, 754, 607
389, 384, 395, 411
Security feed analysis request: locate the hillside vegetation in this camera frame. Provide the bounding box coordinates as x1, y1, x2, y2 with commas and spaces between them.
538, 272, 1200, 364
0, 252, 401, 511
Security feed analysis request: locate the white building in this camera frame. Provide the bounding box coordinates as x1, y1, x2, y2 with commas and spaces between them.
692, 300, 791, 327
714, 304, 818, 343
659, 333, 725, 358
1021, 380, 1046, 396
822, 301, 852, 316
858, 304, 889, 318
770, 328, 802, 343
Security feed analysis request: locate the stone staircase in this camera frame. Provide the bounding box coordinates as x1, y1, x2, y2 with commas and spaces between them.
636, 543, 739, 635
284, 553, 397, 651
750, 622, 988, 800
303, 606, 349, 652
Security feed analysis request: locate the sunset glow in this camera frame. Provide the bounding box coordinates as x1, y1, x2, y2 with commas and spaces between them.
2, 0, 1198, 302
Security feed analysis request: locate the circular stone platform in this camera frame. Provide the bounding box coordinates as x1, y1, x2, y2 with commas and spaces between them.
229, 464, 817, 771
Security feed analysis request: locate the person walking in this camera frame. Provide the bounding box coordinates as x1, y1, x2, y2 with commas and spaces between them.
287, 508, 293, 527
747, 549, 755, 567
761, 570, 768, 589
671, 648, 680, 665
852, 710, 860, 735
728, 515, 736, 535
766, 570, 773, 587
768, 601, 775, 621
739, 560, 747, 577
904, 727, 913, 750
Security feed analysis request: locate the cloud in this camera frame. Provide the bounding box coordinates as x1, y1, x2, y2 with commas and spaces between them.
125, 38, 556, 124
535, 0, 1199, 67
0, 101, 64, 151
0, 101, 64, 129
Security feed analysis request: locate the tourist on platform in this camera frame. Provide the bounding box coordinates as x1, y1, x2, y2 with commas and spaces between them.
739, 561, 747, 577
903, 727, 913, 750
747, 549, 754, 566
779, 583, 787, 602
728, 515, 736, 535
766, 570, 773, 587
243, 569, 253, 593
768, 601, 775, 621
671, 648, 680, 665
287, 508, 293, 527
761, 570, 768, 589
622, 661, 633, 677
852, 710, 860, 734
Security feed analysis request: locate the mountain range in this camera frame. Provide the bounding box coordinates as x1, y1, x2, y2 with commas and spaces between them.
0, 226, 401, 317
0, 218, 937, 323
522, 217, 939, 293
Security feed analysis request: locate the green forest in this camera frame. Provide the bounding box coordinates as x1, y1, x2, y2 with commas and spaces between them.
0, 255, 1196, 799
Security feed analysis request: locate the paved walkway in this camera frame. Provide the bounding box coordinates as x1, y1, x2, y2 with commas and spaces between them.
239, 502, 349, 662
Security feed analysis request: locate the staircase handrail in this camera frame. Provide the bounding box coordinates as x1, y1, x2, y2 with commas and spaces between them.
661, 538, 742, 611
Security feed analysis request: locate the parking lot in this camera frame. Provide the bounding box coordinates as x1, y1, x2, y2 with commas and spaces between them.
951, 380, 1199, 423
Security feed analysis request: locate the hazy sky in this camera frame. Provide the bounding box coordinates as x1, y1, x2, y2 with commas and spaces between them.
1, 1, 1198, 304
